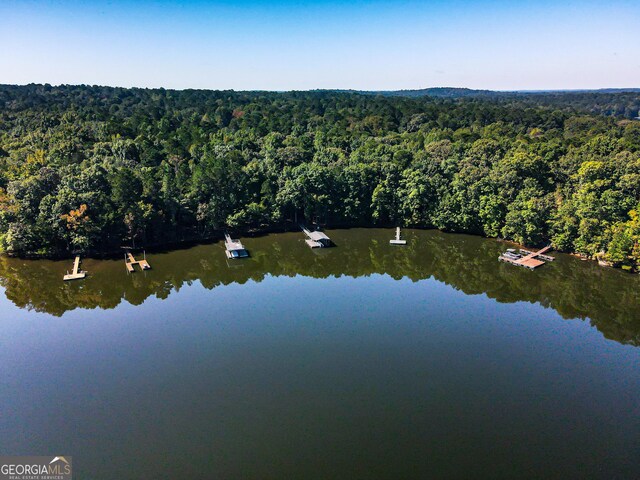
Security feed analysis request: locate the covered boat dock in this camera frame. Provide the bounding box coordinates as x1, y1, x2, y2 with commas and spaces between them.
301, 226, 333, 248
225, 233, 249, 259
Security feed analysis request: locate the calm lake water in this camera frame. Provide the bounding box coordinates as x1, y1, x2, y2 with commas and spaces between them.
0, 229, 639, 479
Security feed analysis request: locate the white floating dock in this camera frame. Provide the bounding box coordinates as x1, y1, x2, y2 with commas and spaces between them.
63, 256, 87, 281
389, 227, 407, 245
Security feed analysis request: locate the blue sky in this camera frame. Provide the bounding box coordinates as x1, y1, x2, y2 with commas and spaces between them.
0, 0, 638, 90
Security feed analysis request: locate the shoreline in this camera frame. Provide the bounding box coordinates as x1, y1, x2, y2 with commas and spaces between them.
1, 223, 634, 274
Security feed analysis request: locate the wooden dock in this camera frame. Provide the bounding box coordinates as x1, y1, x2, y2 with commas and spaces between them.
301, 225, 333, 248
390, 227, 407, 245
225, 233, 249, 259
63, 256, 86, 281
499, 245, 554, 270
125, 251, 151, 272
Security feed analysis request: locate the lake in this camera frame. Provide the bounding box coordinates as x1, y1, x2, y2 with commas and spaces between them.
0, 229, 639, 479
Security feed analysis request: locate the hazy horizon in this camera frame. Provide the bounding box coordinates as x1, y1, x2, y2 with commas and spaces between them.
1, 0, 639, 91
1, 82, 640, 93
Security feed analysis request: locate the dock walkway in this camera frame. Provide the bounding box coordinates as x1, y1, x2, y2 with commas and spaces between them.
63, 256, 86, 281
390, 227, 407, 245
125, 251, 151, 272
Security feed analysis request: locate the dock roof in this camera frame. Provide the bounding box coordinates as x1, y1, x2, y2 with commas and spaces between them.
225, 240, 245, 251
308, 231, 330, 241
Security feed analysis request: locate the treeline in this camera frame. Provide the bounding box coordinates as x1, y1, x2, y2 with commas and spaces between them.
374, 88, 640, 119
0, 84, 639, 270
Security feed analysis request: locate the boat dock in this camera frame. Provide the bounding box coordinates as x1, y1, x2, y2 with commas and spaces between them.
63, 256, 86, 281
225, 233, 249, 259
499, 245, 554, 270
125, 251, 151, 272
301, 225, 333, 248
390, 227, 407, 245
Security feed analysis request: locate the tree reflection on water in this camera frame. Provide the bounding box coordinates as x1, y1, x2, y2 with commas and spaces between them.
0, 229, 638, 346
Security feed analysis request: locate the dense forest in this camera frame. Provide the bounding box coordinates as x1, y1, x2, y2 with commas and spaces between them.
0, 84, 639, 271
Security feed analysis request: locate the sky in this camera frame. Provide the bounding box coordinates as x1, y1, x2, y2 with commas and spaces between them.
0, 0, 638, 91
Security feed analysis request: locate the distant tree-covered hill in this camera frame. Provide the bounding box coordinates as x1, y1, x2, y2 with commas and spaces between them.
366, 87, 640, 118
368, 87, 499, 98
0, 84, 639, 271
